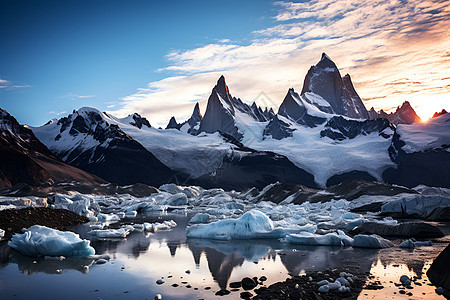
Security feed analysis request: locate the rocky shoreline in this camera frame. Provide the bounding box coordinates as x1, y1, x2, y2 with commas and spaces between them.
0, 207, 89, 239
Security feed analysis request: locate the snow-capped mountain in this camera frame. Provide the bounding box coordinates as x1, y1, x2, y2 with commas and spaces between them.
31, 107, 177, 187
368, 101, 421, 125
198, 76, 273, 140
300, 53, 369, 119
10, 53, 446, 190
384, 112, 450, 188
0, 108, 103, 188
166, 102, 203, 134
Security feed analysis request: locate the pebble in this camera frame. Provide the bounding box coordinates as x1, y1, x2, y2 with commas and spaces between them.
318, 285, 329, 293
154, 294, 162, 300
156, 279, 164, 285
436, 287, 444, 295
95, 259, 107, 265
185, 270, 191, 274
317, 280, 329, 286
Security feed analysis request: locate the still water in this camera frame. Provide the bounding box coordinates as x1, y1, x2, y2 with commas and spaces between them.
0, 212, 446, 299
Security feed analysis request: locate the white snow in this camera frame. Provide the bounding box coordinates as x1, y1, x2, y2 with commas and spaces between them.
186, 210, 286, 240
8, 225, 95, 257
234, 110, 395, 187
396, 113, 450, 153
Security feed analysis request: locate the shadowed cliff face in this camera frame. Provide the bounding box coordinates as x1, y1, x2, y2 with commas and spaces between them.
300, 53, 369, 119
0, 108, 104, 189
31, 107, 179, 187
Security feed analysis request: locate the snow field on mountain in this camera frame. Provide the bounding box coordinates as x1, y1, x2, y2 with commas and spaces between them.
396, 113, 450, 153
105, 113, 232, 178
234, 110, 396, 187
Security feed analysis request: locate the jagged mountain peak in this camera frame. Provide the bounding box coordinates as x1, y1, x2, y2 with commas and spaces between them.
215, 75, 233, 106
367, 101, 421, 125
129, 112, 151, 129
299, 53, 368, 119
166, 116, 180, 130
432, 109, 448, 118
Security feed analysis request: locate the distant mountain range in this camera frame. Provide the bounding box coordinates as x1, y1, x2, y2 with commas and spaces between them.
1, 53, 449, 190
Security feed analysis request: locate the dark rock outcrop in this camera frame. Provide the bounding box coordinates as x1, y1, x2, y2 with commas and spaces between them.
192, 134, 318, 190
368, 101, 421, 125
198, 76, 272, 140
320, 116, 393, 141
350, 222, 444, 238
263, 115, 294, 140
427, 243, 450, 291
325, 171, 377, 187
129, 113, 151, 129
277, 88, 326, 127
383, 130, 450, 188
0, 108, 104, 189
0, 207, 89, 239
301, 53, 368, 119
165, 116, 181, 130
432, 109, 448, 119
426, 206, 450, 221
32, 108, 179, 187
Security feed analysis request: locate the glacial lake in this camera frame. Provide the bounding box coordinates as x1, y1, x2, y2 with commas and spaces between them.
0, 212, 448, 300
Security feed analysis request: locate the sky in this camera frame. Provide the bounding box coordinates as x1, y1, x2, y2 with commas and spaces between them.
1, 0, 449, 127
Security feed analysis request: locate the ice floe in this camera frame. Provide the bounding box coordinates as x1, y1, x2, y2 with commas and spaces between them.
186, 210, 286, 240
286, 230, 353, 246
8, 225, 95, 257
352, 234, 393, 248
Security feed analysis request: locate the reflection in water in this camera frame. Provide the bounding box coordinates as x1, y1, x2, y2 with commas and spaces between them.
186, 238, 281, 290
279, 246, 379, 276
0, 213, 447, 300
10, 251, 95, 275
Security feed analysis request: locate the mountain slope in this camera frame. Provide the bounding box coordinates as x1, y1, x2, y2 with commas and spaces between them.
383, 112, 450, 187
0, 108, 104, 189
368, 101, 421, 125
301, 53, 369, 119
31, 107, 178, 186
198, 76, 273, 140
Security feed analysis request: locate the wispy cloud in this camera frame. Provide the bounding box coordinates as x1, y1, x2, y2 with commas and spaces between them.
59, 93, 95, 100
0, 78, 31, 89
48, 111, 67, 116
112, 0, 450, 124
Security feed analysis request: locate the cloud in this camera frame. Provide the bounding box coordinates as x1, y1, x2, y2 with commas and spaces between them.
59, 93, 95, 100
112, 0, 450, 124
0, 78, 31, 89
48, 111, 67, 116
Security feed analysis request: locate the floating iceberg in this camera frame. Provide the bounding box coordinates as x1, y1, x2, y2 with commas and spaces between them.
286, 230, 353, 246
88, 228, 130, 238
8, 225, 95, 257
186, 210, 286, 240
352, 234, 393, 248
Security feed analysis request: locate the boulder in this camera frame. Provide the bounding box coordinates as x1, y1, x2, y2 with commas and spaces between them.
350, 222, 444, 238
426, 206, 450, 221
427, 243, 450, 291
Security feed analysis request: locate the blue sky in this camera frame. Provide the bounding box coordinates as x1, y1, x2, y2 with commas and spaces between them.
1, 0, 449, 126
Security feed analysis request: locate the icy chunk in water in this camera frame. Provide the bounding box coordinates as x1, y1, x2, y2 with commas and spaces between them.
189, 213, 211, 224
88, 228, 130, 238
186, 210, 286, 240
8, 225, 95, 257
352, 234, 393, 248
286, 230, 353, 246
